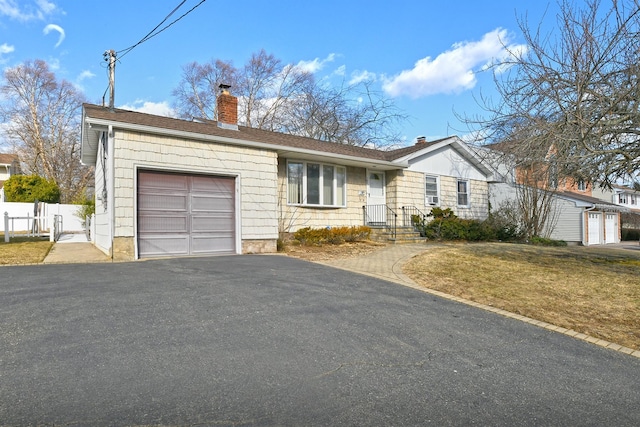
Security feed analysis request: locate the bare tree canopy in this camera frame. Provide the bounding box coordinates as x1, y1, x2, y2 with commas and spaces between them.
172, 49, 406, 148
0, 59, 92, 203
467, 0, 640, 187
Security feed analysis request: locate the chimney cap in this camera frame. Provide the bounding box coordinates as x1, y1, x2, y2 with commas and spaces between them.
218, 83, 231, 94
416, 136, 427, 145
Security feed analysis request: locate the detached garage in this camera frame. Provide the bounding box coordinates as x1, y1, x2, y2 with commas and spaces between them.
137, 170, 236, 258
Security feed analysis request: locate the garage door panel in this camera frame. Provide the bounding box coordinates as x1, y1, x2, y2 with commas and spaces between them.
138, 235, 190, 257
191, 194, 234, 212
191, 175, 234, 192
192, 214, 234, 232
191, 235, 235, 254
139, 172, 188, 190
139, 214, 189, 233
139, 193, 188, 211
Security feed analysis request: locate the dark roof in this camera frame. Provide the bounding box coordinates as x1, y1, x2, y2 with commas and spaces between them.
83, 103, 402, 162
0, 153, 18, 165
557, 190, 623, 208
384, 138, 450, 159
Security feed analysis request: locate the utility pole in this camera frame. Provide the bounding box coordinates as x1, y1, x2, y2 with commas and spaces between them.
103, 50, 116, 109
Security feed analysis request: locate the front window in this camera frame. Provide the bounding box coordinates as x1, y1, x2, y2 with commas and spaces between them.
425, 175, 439, 206
287, 161, 346, 207
457, 179, 469, 207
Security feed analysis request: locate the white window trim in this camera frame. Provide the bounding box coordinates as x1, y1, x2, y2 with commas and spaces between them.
425, 175, 440, 207
287, 160, 347, 208
457, 179, 470, 208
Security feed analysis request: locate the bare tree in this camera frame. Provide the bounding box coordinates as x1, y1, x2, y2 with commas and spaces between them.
466, 0, 640, 187
0, 59, 92, 203
172, 50, 406, 148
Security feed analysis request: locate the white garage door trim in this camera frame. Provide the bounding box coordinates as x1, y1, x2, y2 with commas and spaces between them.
136, 169, 238, 258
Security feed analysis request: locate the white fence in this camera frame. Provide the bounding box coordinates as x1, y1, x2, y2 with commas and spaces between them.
1, 202, 85, 242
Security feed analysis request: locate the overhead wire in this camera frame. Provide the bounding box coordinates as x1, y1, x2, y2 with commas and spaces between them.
116, 0, 207, 60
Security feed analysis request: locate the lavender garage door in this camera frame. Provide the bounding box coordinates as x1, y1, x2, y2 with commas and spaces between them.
137, 170, 236, 258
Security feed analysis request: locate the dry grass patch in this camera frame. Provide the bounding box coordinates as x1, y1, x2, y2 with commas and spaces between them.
404, 242, 640, 350
0, 236, 53, 265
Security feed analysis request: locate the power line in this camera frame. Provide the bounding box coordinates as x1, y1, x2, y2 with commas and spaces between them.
116, 0, 207, 60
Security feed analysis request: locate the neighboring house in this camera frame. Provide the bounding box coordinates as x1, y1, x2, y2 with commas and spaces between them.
0, 153, 20, 202
480, 147, 626, 245
80, 87, 494, 260
592, 184, 640, 213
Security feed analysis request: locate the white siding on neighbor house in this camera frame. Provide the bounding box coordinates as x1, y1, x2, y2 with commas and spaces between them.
277, 162, 368, 232
490, 183, 585, 244
114, 130, 279, 241
546, 197, 583, 243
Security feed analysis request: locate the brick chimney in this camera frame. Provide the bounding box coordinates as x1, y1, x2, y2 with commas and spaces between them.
217, 83, 238, 130
415, 136, 426, 145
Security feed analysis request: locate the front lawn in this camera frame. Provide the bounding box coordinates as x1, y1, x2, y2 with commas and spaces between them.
0, 236, 54, 265
403, 243, 640, 350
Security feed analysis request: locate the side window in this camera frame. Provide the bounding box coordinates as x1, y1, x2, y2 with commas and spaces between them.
425, 175, 439, 206
457, 179, 469, 207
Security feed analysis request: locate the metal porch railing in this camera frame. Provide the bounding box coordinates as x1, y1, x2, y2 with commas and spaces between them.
401, 206, 428, 230
362, 204, 397, 239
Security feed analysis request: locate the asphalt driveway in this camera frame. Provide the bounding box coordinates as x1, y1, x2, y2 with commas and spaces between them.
1, 255, 639, 426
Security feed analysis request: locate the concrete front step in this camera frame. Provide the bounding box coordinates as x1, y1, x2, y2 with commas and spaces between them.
369, 227, 426, 244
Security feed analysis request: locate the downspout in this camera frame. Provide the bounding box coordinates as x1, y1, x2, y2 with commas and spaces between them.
108, 125, 115, 260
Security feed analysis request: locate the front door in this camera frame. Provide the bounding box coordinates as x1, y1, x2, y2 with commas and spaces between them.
367, 170, 386, 224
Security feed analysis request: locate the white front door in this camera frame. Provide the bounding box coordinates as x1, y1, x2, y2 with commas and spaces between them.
367, 170, 386, 224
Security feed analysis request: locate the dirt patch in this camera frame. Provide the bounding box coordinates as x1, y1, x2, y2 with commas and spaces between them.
283, 240, 387, 262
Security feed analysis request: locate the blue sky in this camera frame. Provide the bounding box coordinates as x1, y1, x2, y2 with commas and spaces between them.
0, 0, 557, 145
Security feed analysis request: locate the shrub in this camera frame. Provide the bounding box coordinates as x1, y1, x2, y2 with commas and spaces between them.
529, 236, 568, 246
3, 174, 60, 203
622, 228, 640, 241
293, 226, 371, 245
74, 195, 95, 228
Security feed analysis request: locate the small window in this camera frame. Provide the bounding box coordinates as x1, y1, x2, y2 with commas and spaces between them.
577, 180, 586, 191
457, 180, 469, 207
619, 193, 628, 204
425, 175, 439, 206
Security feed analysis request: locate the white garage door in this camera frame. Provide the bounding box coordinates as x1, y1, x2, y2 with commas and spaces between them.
605, 214, 618, 244
588, 212, 602, 245
137, 170, 236, 258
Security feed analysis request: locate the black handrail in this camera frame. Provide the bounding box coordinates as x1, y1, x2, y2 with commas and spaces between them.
362, 205, 397, 239
401, 206, 427, 230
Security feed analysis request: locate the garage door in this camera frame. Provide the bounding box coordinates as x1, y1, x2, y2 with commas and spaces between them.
588, 212, 601, 245
137, 170, 236, 258
605, 213, 618, 244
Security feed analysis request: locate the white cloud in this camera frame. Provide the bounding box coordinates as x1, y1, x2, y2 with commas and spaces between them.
382, 28, 527, 98
349, 70, 377, 85
118, 100, 175, 117
0, 43, 14, 60
77, 70, 95, 81
43, 23, 64, 47
295, 53, 336, 73
0, 0, 59, 21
